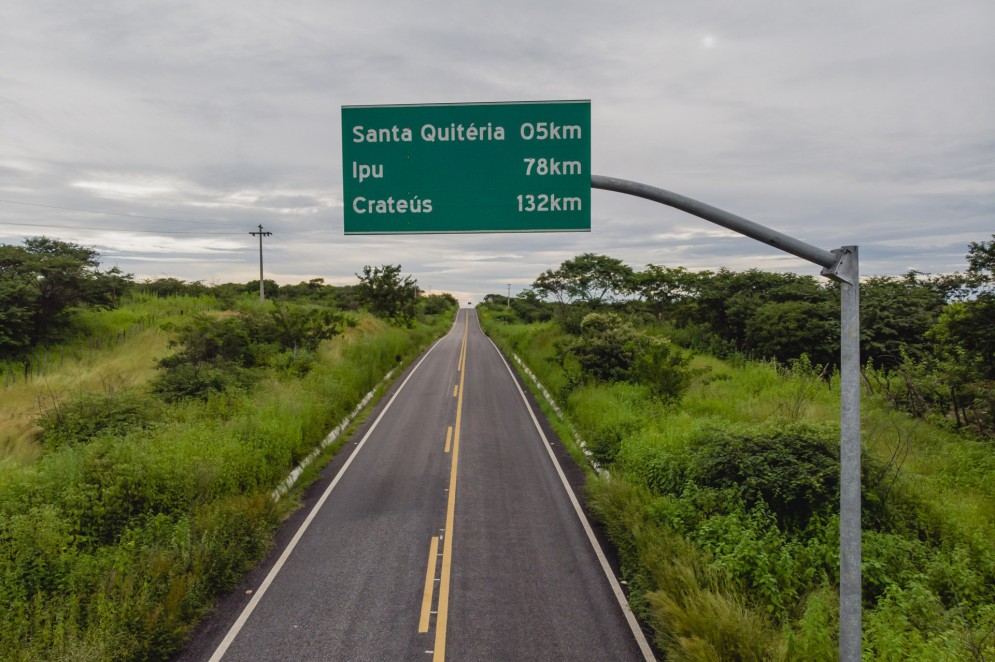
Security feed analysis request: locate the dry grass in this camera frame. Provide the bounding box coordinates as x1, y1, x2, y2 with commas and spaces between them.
0, 329, 172, 469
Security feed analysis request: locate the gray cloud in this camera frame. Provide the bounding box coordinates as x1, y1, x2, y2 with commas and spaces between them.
2, 0, 993, 303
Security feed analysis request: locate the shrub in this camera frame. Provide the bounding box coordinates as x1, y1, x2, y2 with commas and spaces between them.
688, 423, 840, 530
565, 312, 695, 402
587, 476, 783, 660
160, 314, 259, 368
151, 361, 254, 402
261, 305, 342, 352
570, 312, 637, 381
37, 391, 161, 449
152, 305, 341, 401
632, 339, 697, 402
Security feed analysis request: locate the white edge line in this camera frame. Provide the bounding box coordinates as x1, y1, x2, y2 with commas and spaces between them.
510, 354, 601, 472
270, 307, 459, 501
208, 329, 453, 662
271, 369, 395, 501
480, 327, 657, 662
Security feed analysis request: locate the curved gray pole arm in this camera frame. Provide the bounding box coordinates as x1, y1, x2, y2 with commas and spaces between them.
591, 174, 842, 273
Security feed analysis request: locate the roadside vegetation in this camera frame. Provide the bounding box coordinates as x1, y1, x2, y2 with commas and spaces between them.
479, 237, 995, 660
0, 237, 456, 660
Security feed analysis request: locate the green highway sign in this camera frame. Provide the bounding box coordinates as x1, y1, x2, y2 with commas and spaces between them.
341, 100, 591, 234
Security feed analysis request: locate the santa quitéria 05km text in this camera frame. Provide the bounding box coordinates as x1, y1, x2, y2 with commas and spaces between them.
340, 101, 591, 234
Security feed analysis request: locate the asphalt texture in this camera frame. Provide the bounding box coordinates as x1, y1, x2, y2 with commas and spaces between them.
176, 309, 651, 662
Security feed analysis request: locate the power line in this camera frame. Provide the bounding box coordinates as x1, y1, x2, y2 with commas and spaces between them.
0, 198, 235, 226
0, 219, 243, 235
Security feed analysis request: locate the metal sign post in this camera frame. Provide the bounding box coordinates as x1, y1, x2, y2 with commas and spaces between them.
591, 175, 862, 661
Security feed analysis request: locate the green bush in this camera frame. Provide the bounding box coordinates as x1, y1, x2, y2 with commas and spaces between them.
483, 294, 995, 660
153, 306, 342, 401
151, 361, 255, 402
37, 391, 161, 449
160, 313, 259, 368
269, 348, 317, 377
564, 312, 695, 403
263, 305, 342, 352
587, 477, 783, 660
688, 423, 840, 530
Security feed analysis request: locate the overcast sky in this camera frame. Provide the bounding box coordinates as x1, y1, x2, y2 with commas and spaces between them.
2, 0, 993, 303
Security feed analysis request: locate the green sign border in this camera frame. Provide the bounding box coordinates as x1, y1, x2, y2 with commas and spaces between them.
341, 100, 591, 235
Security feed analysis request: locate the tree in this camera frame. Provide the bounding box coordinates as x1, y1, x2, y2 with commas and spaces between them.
906, 238, 995, 433
139, 277, 192, 297
532, 254, 635, 331
966, 234, 995, 292
691, 269, 833, 358
0, 245, 41, 352
860, 274, 949, 366
929, 238, 995, 378
634, 264, 702, 322
511, 289, 553, 322
0, 237, 133, 356
746, 300, 836, 366
25, 237, 104, 338
533, 253, 634, 308
421, 293, 458, 316
356, 264, 421, 325
265, 305, 342, 351
245, 279, 279, 299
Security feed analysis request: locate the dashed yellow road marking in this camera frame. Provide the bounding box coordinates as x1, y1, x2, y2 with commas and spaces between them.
433, 317, 468, 661
418, 536, 440, 633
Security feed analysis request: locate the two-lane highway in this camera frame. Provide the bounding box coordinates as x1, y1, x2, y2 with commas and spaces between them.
182, 309, 653, 661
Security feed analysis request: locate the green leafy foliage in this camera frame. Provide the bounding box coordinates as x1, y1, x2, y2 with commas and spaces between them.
481, 292, 995, 660
532, 253, 634, 327
37, 390, 162, 450
151, 361, 255, 402
687, 423, 840, 530
420, 292, 458, 316
508, 289, 555, 323
265, 305, 343, 352
859, 274, 949, 365
745, 300, 836, 365
686, 269, 835, 364
0, 237, 133, 357
0, 291, 454, 660
160, 314, 260, 368
356, 264, 421, 325
152, 306, 342, 400
634, 264, 701, 322
562, 311, 696, 403
510, 240, 995, 438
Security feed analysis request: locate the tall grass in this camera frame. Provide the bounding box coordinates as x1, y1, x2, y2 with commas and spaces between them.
0, 296, 454, 660
0, 328, 172, 473
0, 293, 225, 468
482, 315, 995, 660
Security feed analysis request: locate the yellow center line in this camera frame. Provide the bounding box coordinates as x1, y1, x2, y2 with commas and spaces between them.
453, 384, 458, 397
444, 426, 453, 454
418, 536, 441, 633
433, 317, 468, 661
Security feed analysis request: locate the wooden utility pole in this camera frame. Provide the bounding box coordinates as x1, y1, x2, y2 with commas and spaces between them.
249, 224, 273, 303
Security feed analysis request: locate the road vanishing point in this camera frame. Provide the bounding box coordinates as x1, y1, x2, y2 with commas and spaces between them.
177, 309, 654, 662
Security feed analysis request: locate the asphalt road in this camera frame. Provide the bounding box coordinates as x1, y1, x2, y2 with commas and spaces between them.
178, 309, 654, 662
